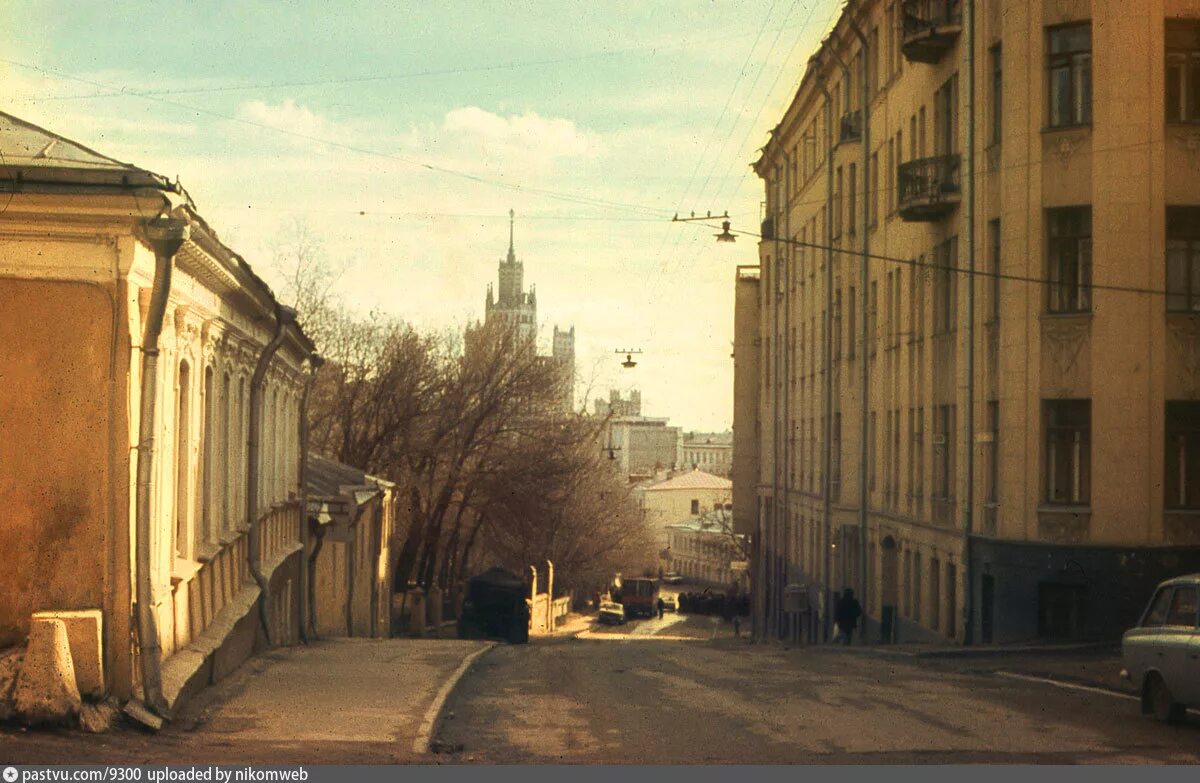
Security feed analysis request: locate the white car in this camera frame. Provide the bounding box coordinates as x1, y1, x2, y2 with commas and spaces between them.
598, 600, 626, 625
1121, 574, 1200, 723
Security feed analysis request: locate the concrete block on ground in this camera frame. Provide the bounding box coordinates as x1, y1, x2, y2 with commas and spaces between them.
32, 609, 104, 698
13, 618, 81, 725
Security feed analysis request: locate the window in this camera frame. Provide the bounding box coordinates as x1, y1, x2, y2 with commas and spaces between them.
849, 162, 858, 236
834, 166, 844, 239
990, 44, 1003, 144
870, 151, 879, 227
1142, 588, 1173, 627
988, 219, 1001, 322
848, 286, 857, 359
869, 281, 878, 357
175, 361, 191, 561
934, 404, 955, 504
1166, 20, 1200, 123
985, 401, 1000, 507
1166, 586, 1198, 627
870, 26, 880, 94
934, 78, 957, 155
1045, 399, 1091, 505
869, 411, 878, 493
1046, 206, 1092, 313
1167, 206, 1200, 312
886, 139, 895, 217
1047, 23, 1092, 127
933, 237, 958, 334
691, 499, 700, 515
833, 289, 843, 360
1165, 401, 1200, 509
832, 412, 842, 501
202, 366, 214, 546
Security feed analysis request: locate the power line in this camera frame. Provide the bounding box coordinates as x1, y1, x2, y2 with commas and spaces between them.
670, 0, 828, 274
0, 57, 673, 219
675, 219, 1178, 300
3, 28, 798, 104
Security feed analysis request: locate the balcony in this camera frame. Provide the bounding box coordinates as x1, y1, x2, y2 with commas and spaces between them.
839, 110, 862, 144
761, 215, 775, 241
900, 0, 963, 64
897, 154, 961, 221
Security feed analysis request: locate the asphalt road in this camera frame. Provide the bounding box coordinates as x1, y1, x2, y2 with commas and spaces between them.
434, 614, 1200, 764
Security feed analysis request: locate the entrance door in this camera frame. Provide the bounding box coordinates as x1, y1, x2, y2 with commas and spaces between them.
881, 537, 899, 642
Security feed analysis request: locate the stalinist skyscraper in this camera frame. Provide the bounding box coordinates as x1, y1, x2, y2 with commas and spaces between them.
480, 210, 575, 410
484, 209, 538, 346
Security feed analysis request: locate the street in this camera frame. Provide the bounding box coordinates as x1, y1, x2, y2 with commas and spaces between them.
3, 615, 1199, 764
435, 614, 1200, 764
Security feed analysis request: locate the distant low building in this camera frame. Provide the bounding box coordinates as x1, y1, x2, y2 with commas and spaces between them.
666, 509, 749, 590
305, 455, 396, 639
636, 468, 733, 549
679, 431, 733, 478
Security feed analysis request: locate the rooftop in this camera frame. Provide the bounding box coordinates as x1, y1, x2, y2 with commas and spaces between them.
643, 468, 732, 492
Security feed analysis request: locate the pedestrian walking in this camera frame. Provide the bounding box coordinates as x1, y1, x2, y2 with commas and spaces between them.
656, 597, 665, 619
732, 615, 741, 637
833, 588, 862, 645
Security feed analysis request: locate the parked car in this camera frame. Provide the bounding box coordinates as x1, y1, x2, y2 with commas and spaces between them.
1121, 573, 1200, 723
661, 595, 677, 612
598, 600, 626, 625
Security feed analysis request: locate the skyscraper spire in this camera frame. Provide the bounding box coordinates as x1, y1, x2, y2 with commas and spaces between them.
507, 208, 515, 263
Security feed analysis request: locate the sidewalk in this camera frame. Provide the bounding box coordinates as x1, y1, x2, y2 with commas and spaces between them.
845, 640, 1131, 696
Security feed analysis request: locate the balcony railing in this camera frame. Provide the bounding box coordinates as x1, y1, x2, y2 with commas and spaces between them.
897, 154, 961, 221
761, 215, 775, 241
901, 0, 963, 64
839, 110, 862, 144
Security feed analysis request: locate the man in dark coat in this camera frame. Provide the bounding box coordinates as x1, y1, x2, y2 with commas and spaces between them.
834, 588, 863, 645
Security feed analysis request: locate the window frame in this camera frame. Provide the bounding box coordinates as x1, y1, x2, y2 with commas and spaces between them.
1046, 22, 1093, 129
1166, 20, 1200, 124
1044, 399, 1091, 506
1046, 206, 1092, 314
1166, 206, 1200, 312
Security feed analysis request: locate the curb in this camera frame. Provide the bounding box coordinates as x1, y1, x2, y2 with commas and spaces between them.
412, 641, 496, 755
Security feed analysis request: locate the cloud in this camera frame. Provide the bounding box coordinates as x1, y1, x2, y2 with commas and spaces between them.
235, 98, 352, 144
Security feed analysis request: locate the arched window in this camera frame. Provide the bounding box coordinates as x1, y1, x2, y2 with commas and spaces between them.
201, 366, 214, 546
221, 372, 232, 535
175, 360, 191, 560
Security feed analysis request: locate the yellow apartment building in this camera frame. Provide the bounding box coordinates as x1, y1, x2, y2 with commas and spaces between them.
735, 0, 1200, 644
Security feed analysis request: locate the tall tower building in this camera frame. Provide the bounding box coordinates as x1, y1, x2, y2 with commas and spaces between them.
484, 209, 537, 346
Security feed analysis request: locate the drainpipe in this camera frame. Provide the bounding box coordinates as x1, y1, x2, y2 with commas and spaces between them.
306, 523, 326, 640
962, 0, 977, 646
297, 353, 323, 644
133, 214, 190, 717
848, 18, 871, 645
247, 303, 297, 645
815, 57, 835, 643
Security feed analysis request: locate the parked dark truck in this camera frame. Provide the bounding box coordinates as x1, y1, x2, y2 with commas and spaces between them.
457, 567, 530, 644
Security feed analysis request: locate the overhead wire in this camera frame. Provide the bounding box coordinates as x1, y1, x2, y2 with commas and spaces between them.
0, 56, 673, 219
675, 220, 1179, 301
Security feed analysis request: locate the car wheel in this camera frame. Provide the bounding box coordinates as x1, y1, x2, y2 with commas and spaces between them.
1145, 673, 1187, 724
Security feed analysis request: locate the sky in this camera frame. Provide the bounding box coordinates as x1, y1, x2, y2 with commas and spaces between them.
2, 0, 841, 432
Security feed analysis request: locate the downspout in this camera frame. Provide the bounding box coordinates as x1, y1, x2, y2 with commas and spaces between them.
962, 0, 977, 645
247, 303, 297, 645
848, 18, 871, 644
306, 522, 326, 639
297, 353, 323, 644
133, 214, 190, 717
816, 59, 835, 643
